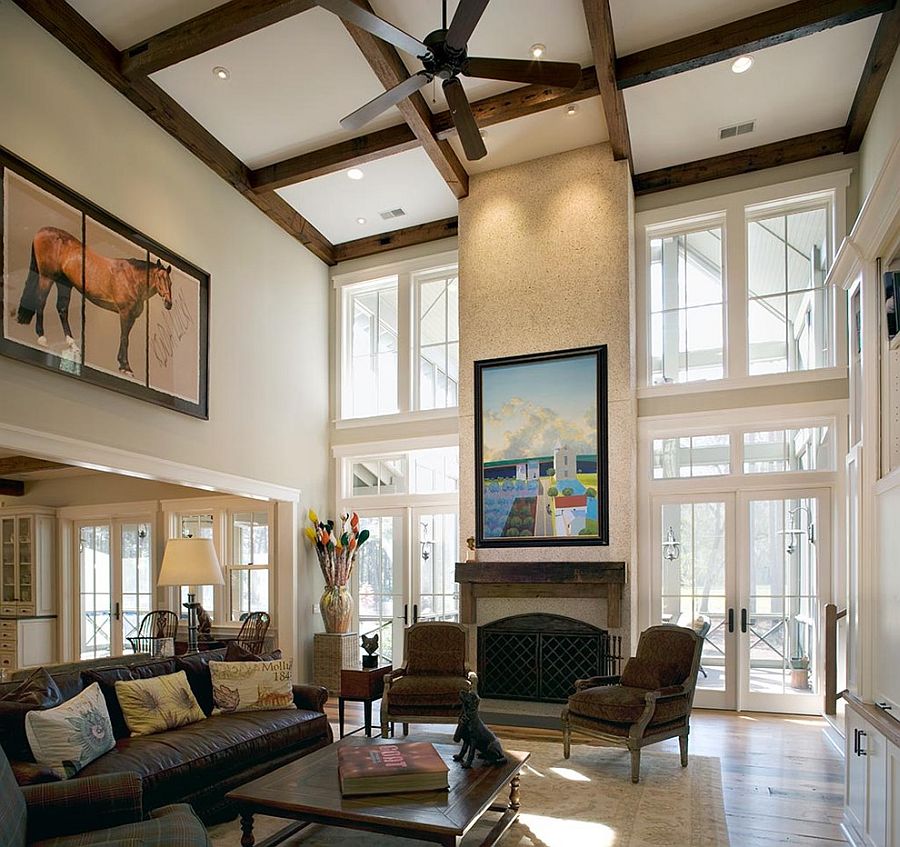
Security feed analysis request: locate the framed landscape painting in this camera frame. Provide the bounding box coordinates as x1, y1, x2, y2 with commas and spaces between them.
0, 146, 209, 418
475, 345, 609, 547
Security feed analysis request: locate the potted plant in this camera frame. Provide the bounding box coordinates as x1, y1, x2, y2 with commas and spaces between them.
305, 510, 369, 634
790, 654, 810, 690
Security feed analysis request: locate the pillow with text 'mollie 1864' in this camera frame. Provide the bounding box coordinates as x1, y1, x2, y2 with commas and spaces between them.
209, 658, 294, 714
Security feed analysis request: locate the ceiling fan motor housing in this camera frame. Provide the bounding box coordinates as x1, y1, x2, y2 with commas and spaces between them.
422, 29, 467, 80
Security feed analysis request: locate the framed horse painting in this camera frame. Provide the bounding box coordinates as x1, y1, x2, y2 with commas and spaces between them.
0, 146, 209, 418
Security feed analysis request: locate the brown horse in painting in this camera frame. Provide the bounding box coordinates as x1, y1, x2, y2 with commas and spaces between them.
16, 226, 173, 376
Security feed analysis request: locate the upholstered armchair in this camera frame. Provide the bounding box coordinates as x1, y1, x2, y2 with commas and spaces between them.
380, 621, 477, 737
562, 625, 703, 783
0, 744, 210, 846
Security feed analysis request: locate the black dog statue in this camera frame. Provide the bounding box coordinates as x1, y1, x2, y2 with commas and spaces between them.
453, 690, 507, 768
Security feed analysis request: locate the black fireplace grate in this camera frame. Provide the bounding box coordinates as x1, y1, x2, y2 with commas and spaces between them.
478, 614, 622, 704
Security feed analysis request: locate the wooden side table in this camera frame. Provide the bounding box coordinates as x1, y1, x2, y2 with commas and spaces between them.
339, 664, 392, 739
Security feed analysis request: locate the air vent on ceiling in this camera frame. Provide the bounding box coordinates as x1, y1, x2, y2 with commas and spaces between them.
719, 120, 755, 140
379, 207, 406, 220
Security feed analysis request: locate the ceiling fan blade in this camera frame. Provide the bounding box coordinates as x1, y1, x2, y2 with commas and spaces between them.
443, 77, 486, 161
463, 57, 582, 89
445, 0, 490, 51
313, 0, 429, 57
340, 72, 430, 131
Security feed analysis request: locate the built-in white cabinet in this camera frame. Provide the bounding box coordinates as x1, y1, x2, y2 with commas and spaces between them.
0, 507, 57, 672
844, 696, 900, 847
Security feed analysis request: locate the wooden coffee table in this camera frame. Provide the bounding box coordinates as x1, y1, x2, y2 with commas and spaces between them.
227, 736, 530, 847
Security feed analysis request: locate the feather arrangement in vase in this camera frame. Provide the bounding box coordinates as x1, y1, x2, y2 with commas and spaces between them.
305, 510, 370, 633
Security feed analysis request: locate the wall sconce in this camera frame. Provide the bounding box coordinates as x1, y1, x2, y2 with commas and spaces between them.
779, 506, 815, 555
662, 526, 681, 561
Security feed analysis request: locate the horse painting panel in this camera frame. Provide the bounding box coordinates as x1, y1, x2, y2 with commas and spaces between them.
16, 226, 173, 376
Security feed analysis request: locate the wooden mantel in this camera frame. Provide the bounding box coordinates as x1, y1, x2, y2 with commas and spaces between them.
455, 561, 627, 629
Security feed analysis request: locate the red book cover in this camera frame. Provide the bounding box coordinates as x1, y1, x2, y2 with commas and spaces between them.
338, 743, 449, 796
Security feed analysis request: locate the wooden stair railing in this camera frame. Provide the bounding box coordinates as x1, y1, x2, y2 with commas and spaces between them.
824, 603, 847, 716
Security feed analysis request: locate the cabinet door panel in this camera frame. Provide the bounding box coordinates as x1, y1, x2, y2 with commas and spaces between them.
868, 727, 888, 847
846, 711, 868, 831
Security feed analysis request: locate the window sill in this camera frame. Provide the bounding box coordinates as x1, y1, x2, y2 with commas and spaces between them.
637, 367, 848, 400
333, 407, 460, 430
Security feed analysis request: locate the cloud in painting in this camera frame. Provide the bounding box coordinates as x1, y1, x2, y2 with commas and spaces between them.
483, 397, 596, 462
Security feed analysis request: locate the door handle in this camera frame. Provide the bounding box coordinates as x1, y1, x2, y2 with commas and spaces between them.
413, 604, 419, 625
114, 602, 120, 622
741, 608, 748, 634
858, 729, 867, 756
402, 604, 408, 626
727, 608, 734, 633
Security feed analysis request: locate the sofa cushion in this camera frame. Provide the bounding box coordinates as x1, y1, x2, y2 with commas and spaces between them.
388, 674, 471, 708
81, 668, 133, 739
175, 653, 219, 716
130, 658, 179, 680
620, 657, 684, 691
0, 668, 63, 761
115, 671, 206, 736
77, 710, 328, 810
567, 684, 689, 725
25, 683, 116, 778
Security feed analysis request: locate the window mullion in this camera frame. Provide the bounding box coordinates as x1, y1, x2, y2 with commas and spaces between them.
399, 271, 413, 414
728, 200, 747, 379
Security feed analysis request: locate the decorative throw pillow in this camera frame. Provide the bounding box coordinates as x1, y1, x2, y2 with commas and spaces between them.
0, 668, 63, 761
115, 670, 206, 737
620, 658, 684, 691
24, 682, 115, 778
209, 659, 295, 713
81, 667, 134, 739
224, 641, 283, 662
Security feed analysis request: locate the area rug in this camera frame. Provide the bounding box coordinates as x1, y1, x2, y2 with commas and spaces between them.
209, 739, 729, 847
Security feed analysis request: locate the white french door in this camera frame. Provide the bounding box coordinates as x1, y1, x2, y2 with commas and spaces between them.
652, 486, 830, 714
354, 507, 459, 665
77, 518, 154, 659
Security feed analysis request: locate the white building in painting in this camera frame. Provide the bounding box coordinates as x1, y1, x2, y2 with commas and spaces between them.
554, 442, 577, 480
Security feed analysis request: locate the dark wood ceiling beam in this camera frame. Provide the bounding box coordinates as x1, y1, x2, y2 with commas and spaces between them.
342, 1, 469, 199
0, 456, 66, 474
632, 127, 848, 195
250, 124, 418, 191
12, 0, 335, 265
845, 2, 900, 151
582, 0, 632, 165
616, 0, 894, 89
121, 0, 316, 78
333, 217, 459, 263
0, 480, 25, 497
433, 66, 600, 139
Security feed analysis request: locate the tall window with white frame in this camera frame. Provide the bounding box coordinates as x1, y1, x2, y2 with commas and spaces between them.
649, 224, 724, 385
345, 277, 399, 418
416, 270, 459, 410
178, 512, 215, 620
229, 511, 269, 622
747, 202, 830, 374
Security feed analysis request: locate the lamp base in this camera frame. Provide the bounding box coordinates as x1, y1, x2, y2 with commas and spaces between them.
183, 592, 201, 655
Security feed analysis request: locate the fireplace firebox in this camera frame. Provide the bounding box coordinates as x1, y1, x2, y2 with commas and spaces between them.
477, 613, 622, 703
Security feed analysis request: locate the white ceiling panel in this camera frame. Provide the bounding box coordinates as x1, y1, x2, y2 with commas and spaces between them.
370, 0, 593, 110
625, 17, 878, 173
448, 96, 608, 174
277, 147, 458, 243
151, 9, 409, 169
66, 0, 228, 50
610, 0, 788, 57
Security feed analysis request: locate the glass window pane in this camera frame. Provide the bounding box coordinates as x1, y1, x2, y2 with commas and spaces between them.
652, 435, 729, 478
748, 296, 788, 374
744, 427, 832, 473
347, 278, 399, 418
415, 273, 459, 411
748, 216, 786, 297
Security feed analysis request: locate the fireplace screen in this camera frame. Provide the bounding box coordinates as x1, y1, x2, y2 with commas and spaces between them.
478, 613, 622, 703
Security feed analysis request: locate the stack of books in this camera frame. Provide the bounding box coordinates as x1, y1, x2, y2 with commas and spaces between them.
337, 742, 449, 796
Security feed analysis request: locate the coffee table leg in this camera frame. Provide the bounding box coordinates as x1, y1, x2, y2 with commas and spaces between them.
240, 810, 255, 847
480, 773, 523, 846
508, 774, 521, 812
339, 697, 345, 739
364, 699, 372, 737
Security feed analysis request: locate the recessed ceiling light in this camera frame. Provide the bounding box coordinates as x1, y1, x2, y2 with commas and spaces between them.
212, 66, 230, 80
731, 55, 754, 74
356, 217, 366, 225
566, 104, 578, 116
530, 43, 545, 59
347, 168, 364, 180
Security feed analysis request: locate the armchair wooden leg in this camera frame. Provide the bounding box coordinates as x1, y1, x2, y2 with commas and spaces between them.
562, 713, 571, 759
403, 723, 409, 736
630, 748, 641, 784
679, 733, 689, 768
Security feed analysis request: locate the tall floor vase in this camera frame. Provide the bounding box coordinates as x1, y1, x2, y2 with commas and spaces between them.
320, 585, 353, 633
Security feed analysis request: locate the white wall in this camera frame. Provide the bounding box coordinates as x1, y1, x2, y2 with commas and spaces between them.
859, 48, 900, 205
0, 1, 331, 678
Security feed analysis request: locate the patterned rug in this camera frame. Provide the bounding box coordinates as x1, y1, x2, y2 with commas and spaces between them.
209, 738, 729, 847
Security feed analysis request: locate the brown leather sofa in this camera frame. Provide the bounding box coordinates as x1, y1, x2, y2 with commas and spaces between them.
0, 649, 331, 823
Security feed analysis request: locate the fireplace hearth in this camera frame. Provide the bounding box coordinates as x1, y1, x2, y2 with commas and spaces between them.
478, 613, 623, 703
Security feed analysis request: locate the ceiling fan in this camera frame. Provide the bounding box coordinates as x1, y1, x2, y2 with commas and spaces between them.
313, 0, 583, 161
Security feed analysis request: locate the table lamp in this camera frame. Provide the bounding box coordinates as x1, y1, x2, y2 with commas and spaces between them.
157, 538, 223, 654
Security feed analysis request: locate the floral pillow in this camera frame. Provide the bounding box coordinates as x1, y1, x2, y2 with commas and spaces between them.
115, 670, 206, 737
24, 682, 115, 778
209, 659, 295, 713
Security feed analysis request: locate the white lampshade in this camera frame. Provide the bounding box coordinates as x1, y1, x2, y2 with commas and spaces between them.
157, 538, 224, 587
